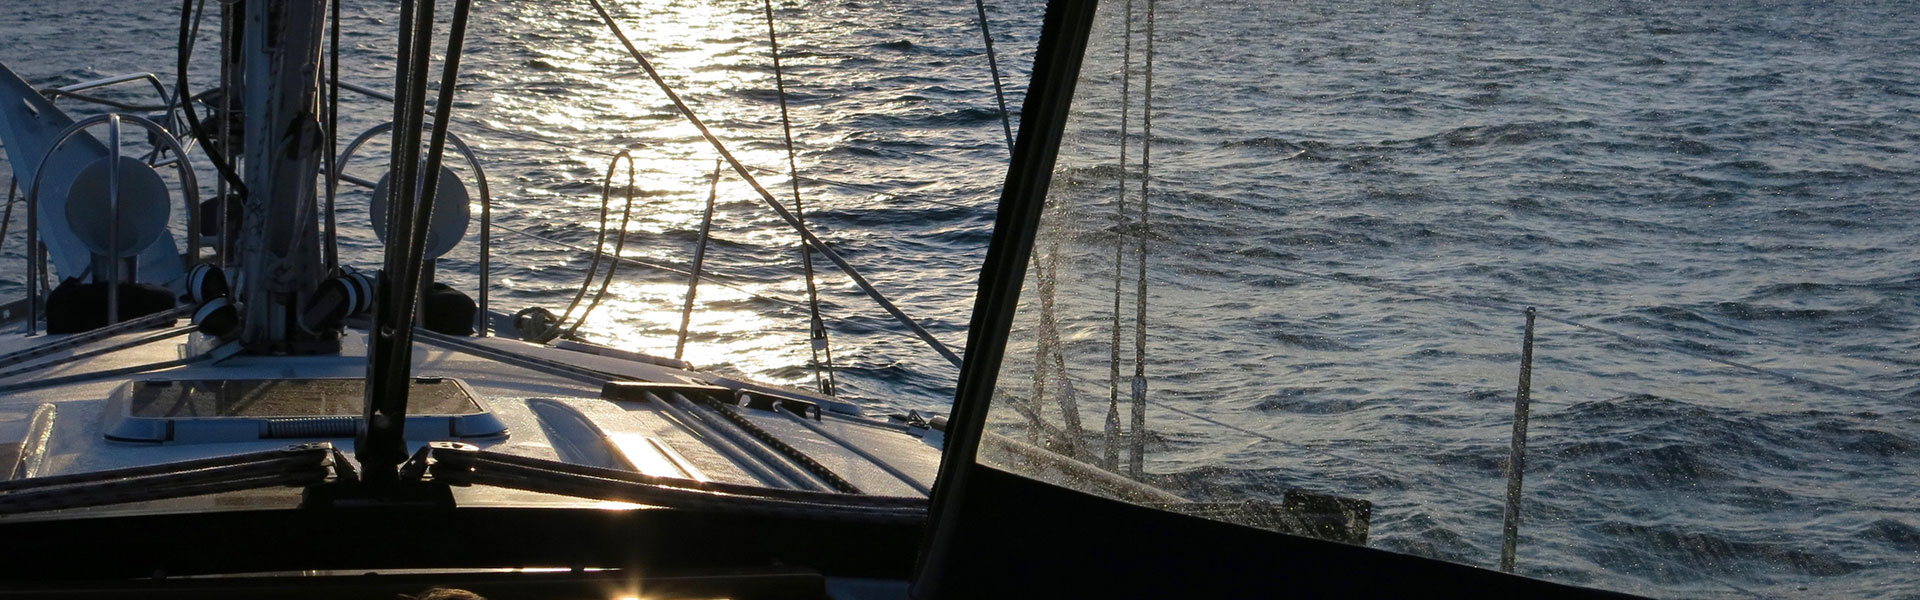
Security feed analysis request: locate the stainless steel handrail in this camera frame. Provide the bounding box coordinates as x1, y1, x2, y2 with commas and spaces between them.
42, 73, 192, 154
332, 122, 493, 335
24, 113, 201, 335
106, 115, 120, 325
49, 73, 171, 104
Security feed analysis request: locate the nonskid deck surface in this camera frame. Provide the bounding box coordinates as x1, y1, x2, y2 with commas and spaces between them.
0, 322, 940, 516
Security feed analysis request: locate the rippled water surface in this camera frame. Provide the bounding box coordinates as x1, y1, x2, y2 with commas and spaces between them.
992, 0, 1917, 597
2, 0, 1916, 597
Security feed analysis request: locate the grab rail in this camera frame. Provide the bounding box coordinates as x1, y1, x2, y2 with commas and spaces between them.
23, 113, 200, 335
42, 73, 182, 133
40, 73, 198, 166
331, 122, 493, 336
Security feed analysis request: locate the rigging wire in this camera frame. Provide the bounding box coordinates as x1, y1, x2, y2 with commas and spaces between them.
476, 204, 951, 351
482, 218, 812, 314
584, 0, 964, 369
323, 0, 341, 270
1126, 0, 1157, 479
762, 0, 837, 396
972, 0, 1015, 152
1103, 0, 1138, 472
363, 0, 475, 486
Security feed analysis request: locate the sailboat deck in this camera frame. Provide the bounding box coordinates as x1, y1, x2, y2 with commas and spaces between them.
0, 321, 940, 519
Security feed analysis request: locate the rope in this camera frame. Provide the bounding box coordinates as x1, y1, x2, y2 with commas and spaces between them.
176, 0, 246, 198
585, 0, 964, 369
1103, 0, 1138, 472
564, 153, 639, 339
972, 0, 1015, 152
997, 0, 1080, 456
1126, 0, 1157, 479
761, 0, 837, 396
464, 189, 970, 353
0, 325, 194, 382
484, 209, 960, 352
686, 392, 861, 494
483, 218, 803, 312
676, 159, 723, 361
1034, 227, 1084, 456
550, 153, 628, 338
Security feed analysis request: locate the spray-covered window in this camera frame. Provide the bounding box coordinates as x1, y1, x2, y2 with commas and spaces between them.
981, 0, 1918, 597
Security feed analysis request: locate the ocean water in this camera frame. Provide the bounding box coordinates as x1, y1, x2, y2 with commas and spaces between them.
993, 0, 1919, 597
0, 0, 1915, 597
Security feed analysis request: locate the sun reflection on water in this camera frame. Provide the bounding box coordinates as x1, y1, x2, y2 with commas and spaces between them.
480, 0, 846, 390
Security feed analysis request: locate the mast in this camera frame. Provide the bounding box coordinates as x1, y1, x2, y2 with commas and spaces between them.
236, 0, 337, 354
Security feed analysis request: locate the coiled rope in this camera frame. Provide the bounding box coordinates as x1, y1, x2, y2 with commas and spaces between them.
548, 151, 638, 341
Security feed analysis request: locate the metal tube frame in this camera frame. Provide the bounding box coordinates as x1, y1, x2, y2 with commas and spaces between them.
24, 113, 201, 335
332, 122, 492, 335
106, 115, 121, 325
44, 73, 181, 134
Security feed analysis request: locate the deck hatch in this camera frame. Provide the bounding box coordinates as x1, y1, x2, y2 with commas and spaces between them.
101, 377, 508, 443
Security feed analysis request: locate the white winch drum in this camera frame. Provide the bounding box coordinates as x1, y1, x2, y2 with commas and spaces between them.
369, 165, 472, 260
63, 155, 172, 259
